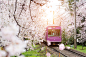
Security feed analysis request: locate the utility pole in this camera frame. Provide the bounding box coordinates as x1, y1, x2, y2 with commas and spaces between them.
74, 0, 77, 49
53, 11, 54, 24
47, 19, 48, 25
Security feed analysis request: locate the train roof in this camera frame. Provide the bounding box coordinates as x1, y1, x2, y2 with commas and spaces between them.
47, 24, 61, 27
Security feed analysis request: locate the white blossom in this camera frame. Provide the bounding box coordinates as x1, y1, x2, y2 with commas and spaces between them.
0, 49, 7, 57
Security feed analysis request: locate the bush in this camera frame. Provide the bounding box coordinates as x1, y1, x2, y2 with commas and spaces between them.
62, 29, 68, 45
68, 35, 74, 45
76, 28, 80, 34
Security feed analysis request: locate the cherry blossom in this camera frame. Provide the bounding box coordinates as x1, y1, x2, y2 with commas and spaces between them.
0, 0, 86, 56
0, 49, 7, 57
66, 46, 70, 49
41, 47, 45, 50
1, 24, 19, 41
59, 44, 65, 50
46, 52, 51, 57
1, 23, 27, 56
47, 40, 51, 46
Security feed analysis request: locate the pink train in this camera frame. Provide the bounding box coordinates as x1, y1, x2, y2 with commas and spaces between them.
44, 26, 62, 46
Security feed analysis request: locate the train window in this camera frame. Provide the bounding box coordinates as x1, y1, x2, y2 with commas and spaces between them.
48, 29, 60, 36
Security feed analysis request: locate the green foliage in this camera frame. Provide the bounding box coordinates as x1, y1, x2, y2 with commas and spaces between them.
81, 16, 85, 23
66, 45, 86, 53
11, 56, 17, 57
68, 0, 77, 16
22, 45, 46, 57
85, 30, 86, 33
68, 0, 74, 10
76, 28, 80, 34
62, 29, 68, 45
68, 0, 74, 5
68, 35, 74, 45
24, 38, 28, 40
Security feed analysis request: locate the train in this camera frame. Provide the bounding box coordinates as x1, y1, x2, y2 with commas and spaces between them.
44, 25, 62, 46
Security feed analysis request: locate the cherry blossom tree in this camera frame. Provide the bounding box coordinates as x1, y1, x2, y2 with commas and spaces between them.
1, 0, 86, 56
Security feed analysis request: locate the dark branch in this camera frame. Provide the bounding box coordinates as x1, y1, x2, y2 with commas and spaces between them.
19, 0, 26, 16
33, 0, 46, 6
13, 0, 20, 36
13, 0, 28, 36
29, 0, 33, 22
29, 0, 47, 22
8, 0, 10, 18
14, 0, 20, 26
77, 2, 86, 7
14, 0, 28, 29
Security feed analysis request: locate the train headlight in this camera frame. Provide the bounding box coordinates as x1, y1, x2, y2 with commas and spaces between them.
53, 27, 55, 28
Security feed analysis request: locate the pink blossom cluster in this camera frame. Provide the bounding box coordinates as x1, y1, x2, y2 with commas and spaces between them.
59, 44, 65, 50
47, 40, 51, 46
1, 24, 27, 56
46, 52, 51, 57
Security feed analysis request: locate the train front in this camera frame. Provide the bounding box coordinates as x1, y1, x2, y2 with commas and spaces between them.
46, 26, 61, 45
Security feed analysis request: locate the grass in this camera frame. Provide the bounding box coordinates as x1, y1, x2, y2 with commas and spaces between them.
22, 44, 63, 57
66, 45, 86, 53
22, 45, 46, 57
11, 44, 64, 57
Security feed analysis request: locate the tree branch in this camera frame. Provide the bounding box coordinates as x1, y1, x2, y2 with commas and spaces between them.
13, 0, 28, 36
19, 0, 26, 16
33, 1, 45, 6
29, 0, 33, 22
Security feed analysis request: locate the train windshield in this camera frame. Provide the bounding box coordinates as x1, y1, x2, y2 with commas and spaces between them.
48, 29, 60, 36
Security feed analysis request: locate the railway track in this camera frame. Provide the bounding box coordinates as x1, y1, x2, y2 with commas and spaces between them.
65, 48, 86, 57
42, 43, 86, 57
52, 47, 85, 57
